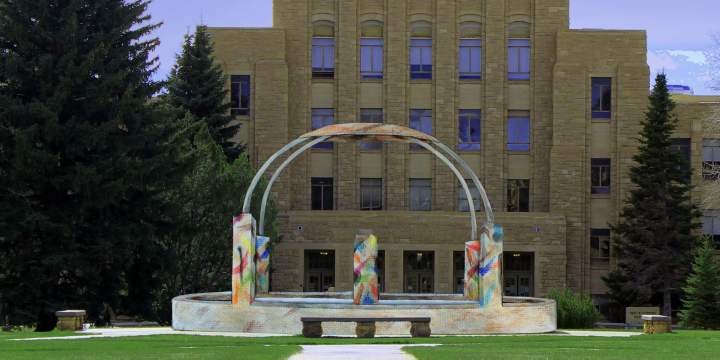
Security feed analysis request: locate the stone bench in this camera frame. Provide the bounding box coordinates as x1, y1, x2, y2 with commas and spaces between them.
55, 310, 86, 331
641, 315, 672, 334
300, 317, 431, 338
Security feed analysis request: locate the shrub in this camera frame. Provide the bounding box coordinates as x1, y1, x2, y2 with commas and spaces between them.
547, 287, 600, 329
678, 236, 720, 330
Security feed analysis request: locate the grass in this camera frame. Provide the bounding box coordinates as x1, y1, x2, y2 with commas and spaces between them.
0, 329, 718, 359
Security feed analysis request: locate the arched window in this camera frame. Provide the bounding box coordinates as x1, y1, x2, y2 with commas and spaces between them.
361, 21, 383, 79
410, 21, 432, 79
508, 22, 530, 80
312, 20, 335, 78
459, 21, 482, 80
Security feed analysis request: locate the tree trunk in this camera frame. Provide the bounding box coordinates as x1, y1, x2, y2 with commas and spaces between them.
663, 288, 672, 316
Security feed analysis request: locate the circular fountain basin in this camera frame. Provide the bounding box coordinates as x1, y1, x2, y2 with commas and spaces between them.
172, 292, 556, 335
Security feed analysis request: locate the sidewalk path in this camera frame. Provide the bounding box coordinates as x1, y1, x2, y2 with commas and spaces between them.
289, 344, 439, 360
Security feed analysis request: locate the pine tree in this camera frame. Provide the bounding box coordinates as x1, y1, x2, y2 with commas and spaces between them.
0, 0, 181, 327
678, 236, 720, 330
166, 24, 243, 161
602, 73, 703, 316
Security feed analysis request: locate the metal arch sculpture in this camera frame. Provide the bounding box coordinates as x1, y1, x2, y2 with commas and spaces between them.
241, 123, 494, 241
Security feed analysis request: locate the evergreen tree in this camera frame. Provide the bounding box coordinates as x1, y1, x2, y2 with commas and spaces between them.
166, 24, 242, 161
0, 0, 180, 327
151, 122, 278, 325
602, 73, 703, 316
678, 236, 720, 330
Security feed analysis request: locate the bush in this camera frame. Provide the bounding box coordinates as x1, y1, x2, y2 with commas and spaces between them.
547, 287, 600, 329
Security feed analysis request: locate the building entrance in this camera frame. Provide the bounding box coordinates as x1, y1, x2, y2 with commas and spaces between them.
503, 252, 534, 297
403, 251, 434, 293
305, 250, 335, 292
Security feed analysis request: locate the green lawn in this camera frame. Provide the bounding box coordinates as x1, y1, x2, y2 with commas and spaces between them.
0, 329, 718, 359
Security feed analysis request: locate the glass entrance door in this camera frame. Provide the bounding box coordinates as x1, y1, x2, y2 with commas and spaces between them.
503, 252, 534, 297
504, 273, 533, 296
403, 251, 434, 293
306, 272, 334, 292
305, 250, 335, 292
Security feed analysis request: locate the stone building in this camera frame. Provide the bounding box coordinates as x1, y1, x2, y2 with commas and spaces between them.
208, 0, 720, 304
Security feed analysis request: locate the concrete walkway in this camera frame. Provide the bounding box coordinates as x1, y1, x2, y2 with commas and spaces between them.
289, 344, 439, 360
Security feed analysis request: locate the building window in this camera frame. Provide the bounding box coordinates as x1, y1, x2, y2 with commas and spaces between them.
410, 110, 432, 150
360, 109, 383, 150
311, 109, 334, 149
377, 250, 385, 293
311, 178, 333, 210
702, 211, 720, 245
410, 39, 432, 79
507, 117, 530, 151
590, 229, 611, 261
231, 75, 250, 115
459, 39, 481, 80
507, 179, 530, 212
670, 138, 691, 177
312, 38, 334, 78
458, 181, 482, 212
508, 23, 530, 80
458, 110, 481, 151
591, 158, 611, 195
702, 140, 720, 180
592, 78, 611, 118
360, 178, 382, 210
361, 38, 383, 79
409, 179, 431, 211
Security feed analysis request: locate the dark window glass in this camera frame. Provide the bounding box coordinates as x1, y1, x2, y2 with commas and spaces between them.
590, 229, 611, 260
405, 251, 434, 270
504, 253, 533, 272
507, 179, 530, 212
410, 39, 432, 79
360, 109, 383, 150
410, 110, 432, 150
458, 181, 482, 212
591, 158, 611, 195
670, 138, 691, 178
311, 178, 333, 210
231, 75, 250, 115
360, 178, 382, 210
508, 117, 530, 151
592, 78, 611, 118
377, 250, 385, 293
458, 110, 481, 151
312, 38, 335, 78
306, 250, 335, 270
459, 39, 481, 80
409, 179, 431, 211
702, 212, 720, 246
361, 38, 383, 79
311, 109, 334, 149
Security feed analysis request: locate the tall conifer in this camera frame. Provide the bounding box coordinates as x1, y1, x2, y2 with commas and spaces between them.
0, 0, 178, 327
602, 73, 702, 316
166, 24, 242, 161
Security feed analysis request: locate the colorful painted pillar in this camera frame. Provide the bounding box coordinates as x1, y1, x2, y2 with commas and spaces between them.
479, 222, 503, 308
255, 236, 270, 295
354, 232, 379, 305
464, 240, 480, 301
232, 213, 256, 307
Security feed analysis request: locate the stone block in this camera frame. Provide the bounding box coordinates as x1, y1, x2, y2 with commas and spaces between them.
354, 233, 379, 305
55, 310, 85, 331
232, 214, 256, 307
480, 222, 503, 308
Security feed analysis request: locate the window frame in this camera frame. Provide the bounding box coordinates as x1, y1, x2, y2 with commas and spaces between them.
507, 179, 530, 212
231, 75, 250, 116
459, 39, 482, 80
311, 109, 334, 149
591, 158, 611, 195
410, 109, 432, 150
410, 39, 433, 79
458, 181, 482, 212
311, 178, 334, 210
702, 139, 720, 180
507, 117, 530, 151
508, 39, 530, 80
360, 178, 382, 211
409, 179, 432, 211
702, 211, 720, 245
312, 37, 335, 78
361, 38, 383, 79
591, 77, 612, 119
458, 110, 481, 151
590, 229, 611, 260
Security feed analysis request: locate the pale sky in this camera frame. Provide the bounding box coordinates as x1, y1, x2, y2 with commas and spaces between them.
146, 0, 719, 94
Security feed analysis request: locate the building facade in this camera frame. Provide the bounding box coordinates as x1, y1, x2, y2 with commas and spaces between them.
209, 0, 720, 304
